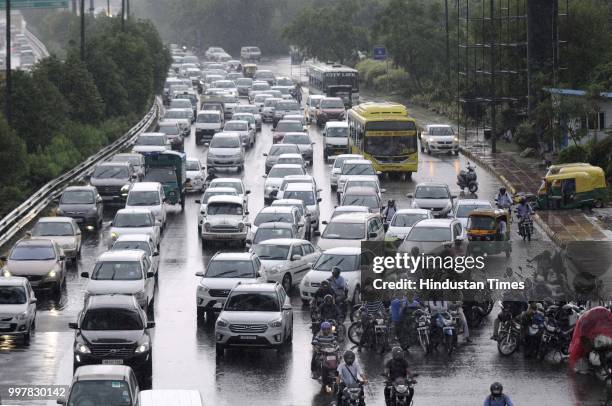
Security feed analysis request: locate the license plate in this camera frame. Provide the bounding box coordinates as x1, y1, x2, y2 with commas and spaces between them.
213, 302, 223, 309
0, 322, 10, 328
240, 335, 257, 340
102, 359, 123, 365
326, 355, 337, 361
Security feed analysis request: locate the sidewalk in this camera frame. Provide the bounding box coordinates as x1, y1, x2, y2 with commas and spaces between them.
459, 132, 608, 246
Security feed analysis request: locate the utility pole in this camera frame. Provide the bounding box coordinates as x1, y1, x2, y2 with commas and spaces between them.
445, 0, 450, 80
5, 0, 11, 124
71, 0, 77, 13
126, 0, 129, 19
89, 0, 94, 15
106, 0, 110, 16
489, 0, 497, 153
80, 0, 85, 60
121, 0, 125, 30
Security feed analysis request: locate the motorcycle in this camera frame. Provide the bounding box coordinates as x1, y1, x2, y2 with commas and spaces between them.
339, 383, 364, 406
524, 312, 545, 357
517, 212, 534, 242
317, 343, 340, 392
462, 301, 492, 328
457, 162, 478, 193
348, 310, 390, 354
497, 307, 522, 356
429, 311, 456, 356
311, 318, 346, 343
389, 375, 418, 406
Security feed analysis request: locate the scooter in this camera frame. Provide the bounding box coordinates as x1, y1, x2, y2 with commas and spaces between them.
457, 162, 478, 193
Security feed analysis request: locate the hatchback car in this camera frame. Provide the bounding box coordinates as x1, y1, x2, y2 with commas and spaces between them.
224, 120, 255, 148
281, 132, 314, 164
185, 158, 205, 192
337, 159, 379, 195
162, 108, 191, 136
323, 121, 349, 159
305, 95, 324, 123
263, 164, 306, 205
385, 209, 434, 240
253, 69, 276, 85
215, 282, 292, 356
408, 182, 456, 218
58, 365, 141, 406
69, 295, 155, 379
270, 198, 312, 239
112, 153, 146, 180
277, 153, 306, 168
111, 234, 160, 278
109, 208, 161, 249
279, 182, 321, 231
316, 97, 346, 126
82, 250, 156, 312
329, 154, 364, 190
1, 239, 66, 293
250, 206, 305, 241
195, 252, 266, 322
420, 124, 459, 155
273, 100, 301, 127
315, 212, 385, 250
125, 182, 167, 230
157, 121, 184, 152
236, 77, 254, 97
0, 277, 37, 344
261, 97, 282, 122
132, 132, 170, 154
263, 143, 301, 173
249, 222, 298, 246
272, 120, 306, 143
340, 186, 382, 214
29, 217, 82, 261
399, 218, 466, 258
299, 247, 373, 306
233, 104, 262, 129
330, 205, 369, 219
57, 186, 104, 229
206, 132, 245, 172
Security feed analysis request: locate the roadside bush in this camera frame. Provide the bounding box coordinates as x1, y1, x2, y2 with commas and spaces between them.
372, 68, 410, 93
557, 145, 589, 163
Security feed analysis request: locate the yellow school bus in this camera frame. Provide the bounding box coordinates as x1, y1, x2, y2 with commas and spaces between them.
347, 102, 418, 178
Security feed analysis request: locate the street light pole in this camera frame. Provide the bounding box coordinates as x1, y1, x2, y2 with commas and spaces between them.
80, 0, 85, 60
106, 0, 109, 16
121, 0, 125, 30
5, 0, 12, 124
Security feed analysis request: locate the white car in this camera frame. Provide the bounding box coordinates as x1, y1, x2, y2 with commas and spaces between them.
279, 182, 321, 231
111, 234, 160, 278
300, 247, 372, 306
81, 250, 156, 312
451, 199, 494, 229
385, 209, 434, 240
185, 159, 205, 192
199, 195, 249, 246
330, 205, 369, 219
323, 121, 349, 159
215, 282, 292, 356
420, 124, 459, 155
109, 208, 161, 249
132, 132, 171, 154
263, 164, 306, 205
195, 252, 266, 322
329, 154, 364, 191
163, 108, 191, 136
233, 104, 262, 130
125, 182, 167, 230
399, 218, 466, 257
338, 175, 385, 203
277, 153, 306, 169
196, 187, 238, 232
337, 159, 379, 196
223, 120, 255, 148
208, 178, 251, 211
195, 110, 224, 145
408, 182, 455, 218
250, 206, 305, 241
29, 217, 82, 261
315, 212, 385, 250
0, 277, 37, 345
251, 238, 320, 293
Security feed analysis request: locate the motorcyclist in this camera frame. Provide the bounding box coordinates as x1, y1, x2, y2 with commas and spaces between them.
496, 187, 513, 209
484, 382, 513, 406
318, 294, 341, 323
311, 321, 338, 379
336, 350, 367, 406
313, 280, 335, 306
516, 197, 533, 219
491, 294, 528, 340
384, 346, 414, 406
329, 266, 348, 305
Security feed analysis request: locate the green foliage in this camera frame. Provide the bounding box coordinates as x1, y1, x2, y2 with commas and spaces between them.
557, 145, 588, 164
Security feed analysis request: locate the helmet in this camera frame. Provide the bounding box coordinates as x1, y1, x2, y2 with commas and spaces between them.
321, 280, 330, 287
321, 321, 332, 332
499, 187, 506, 194
535, 302, 544, 312
388, 199, 395, 207
324, 294, 334, 304
332, 267, 341, 277
392, 346, 404, 360
520, 197, 527, 204
343, 350, 355, 365
490, 382, 503, 396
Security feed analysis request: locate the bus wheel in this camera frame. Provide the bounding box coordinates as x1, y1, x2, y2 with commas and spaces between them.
404, 172, 413, 181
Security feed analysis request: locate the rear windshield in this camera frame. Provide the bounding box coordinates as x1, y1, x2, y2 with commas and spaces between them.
113, 212, 153, 227
406, 227, 452, 242
391, 213, 430, 227
82, 309, 143, 330
197, 113, 221, 123
254, 212, 293, 226
210, 136, 240, 148
277, 101, 299, 110
92, 261, 143, 281
282, 133, 310, 144
137, 135, 165, 146
205, 260, 255, 278
321, 99, 344, 109
276, 122, 303, 132
0, 286, 27, 304
224, 122, 247, 131
342, 163, 375, 176
61, 190, 95, 204
270, 145, 299, 156
284, 190, 315, 205
268, 166, 305, 178
253, 228, 294, 244
112, 241, 152, 256
93, 165, 128, 179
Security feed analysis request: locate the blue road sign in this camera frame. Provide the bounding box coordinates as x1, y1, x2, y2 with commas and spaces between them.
373, 46, 387, 60
0, 0, 68, 9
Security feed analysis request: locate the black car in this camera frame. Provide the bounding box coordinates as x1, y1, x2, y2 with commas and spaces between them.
57, 186, 104, 229
69, 295, 155, 380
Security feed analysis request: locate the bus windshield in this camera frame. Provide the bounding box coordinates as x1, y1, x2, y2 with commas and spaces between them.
365, 135, 417, 156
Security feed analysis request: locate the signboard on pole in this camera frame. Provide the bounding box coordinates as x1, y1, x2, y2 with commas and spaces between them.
373, 45, 387, 60
0, 0, 68, 9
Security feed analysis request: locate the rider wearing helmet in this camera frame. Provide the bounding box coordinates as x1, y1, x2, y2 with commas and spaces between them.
484, 382, 513, 406
329, 266, 348, 305
336, 350, 367, 406
311, 321, 337, 378
516, 196, 533, 219
384, 346, 414, 406
313, 279, 335, 306
318, 294, 341, 323
496, 187, 513, 209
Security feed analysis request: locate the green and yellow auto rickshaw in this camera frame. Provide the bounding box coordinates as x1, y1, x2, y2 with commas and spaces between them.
545, 162, 592, 176
466, 209, 512, 258
536, 167, 607, 209
242, 63, 257, 78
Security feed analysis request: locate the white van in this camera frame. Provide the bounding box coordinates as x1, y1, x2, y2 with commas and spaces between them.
139, 390, 204, 406
195, 109, 224, 145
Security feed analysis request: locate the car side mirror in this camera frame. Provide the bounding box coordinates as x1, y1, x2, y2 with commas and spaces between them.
305, 213, 312, 217
322, 220, 328, 225
262, 174, 267, 178
368, 232, 378, 238
262, 153, 268, 157
153, 251, 160, 257
146, 321, 156, 329
381, 189, 387, 193
297, 222, 304, 228
68, 322, 78, 329
30, 298, 37, 304
246, 238, 252, 245
57, 396, 67, 405
291, 254, 302, 261
451, 195, 458, 199
406, 194, 413, 198
147, 271, 155, 278
245, 190, 251, 194
195, 271, 205, 277
59, 255, 66, 261
314, 230, 321, 237
282, 304, 292, 311
25, 231, 32, 238
257, 272, 262, 278
80, 272, 89, 278
195, 199, 201, 204
317, 198, 322, 203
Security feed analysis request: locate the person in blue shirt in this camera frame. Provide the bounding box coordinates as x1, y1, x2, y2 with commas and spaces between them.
390, 297, 407, 339
484, 382, 513, 406
336, 350, 367, 406
329, 267, 348, 301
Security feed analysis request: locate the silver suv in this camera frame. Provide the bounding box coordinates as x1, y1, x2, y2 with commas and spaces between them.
215, 282, 292, 356
199, 195, 250, 246
206, 132, 245, 172
195, 252, 266, 323
408, 182, 456, 218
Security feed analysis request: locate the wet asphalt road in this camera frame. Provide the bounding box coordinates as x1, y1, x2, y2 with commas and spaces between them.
0, 57, 604, 406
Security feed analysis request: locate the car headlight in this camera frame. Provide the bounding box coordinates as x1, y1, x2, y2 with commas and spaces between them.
2, 269, 11, 277
454, 137, 459, 143
270, 266, 281, 274
238, 222, 245, 232
111, 232, 118, 240
121, 184, 130, 196
135, 290, 146, 300
17, 311, 28, 321
198, 283, 209, 292
47, 270, 57, 279
445, 202, 452, 210
216, 318, 229, 328
76, 343, 91, 354
268, 318, 283, 328
135, 342, 150, 353
204, 222, 211, 231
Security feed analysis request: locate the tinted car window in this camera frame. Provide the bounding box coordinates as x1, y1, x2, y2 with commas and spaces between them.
92, 261, 143, 280
225, 292, 280, 312
205, 260, 255, 278
114, 212, 153, 227
61, 190, 95, 204
0, 286, 27, 304
32, 222, 74, 236
81, 309, 143, 330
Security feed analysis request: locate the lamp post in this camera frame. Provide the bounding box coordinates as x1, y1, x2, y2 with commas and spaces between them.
5, 0, 11, 124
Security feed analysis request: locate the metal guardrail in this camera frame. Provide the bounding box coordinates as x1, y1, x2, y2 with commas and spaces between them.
24, 27, 50, 59
0, 98, 161, 249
